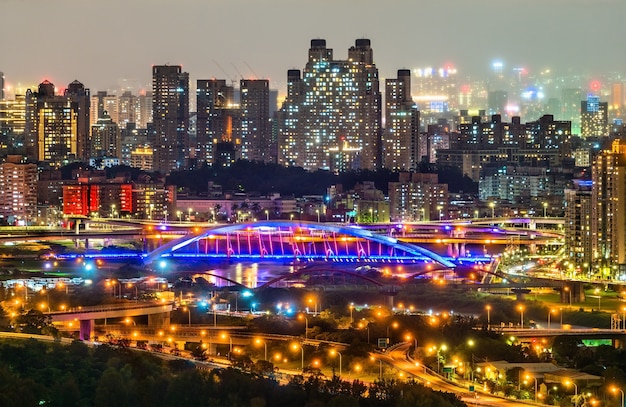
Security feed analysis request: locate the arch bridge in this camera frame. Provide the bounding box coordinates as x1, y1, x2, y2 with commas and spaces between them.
144, 220, 457, 269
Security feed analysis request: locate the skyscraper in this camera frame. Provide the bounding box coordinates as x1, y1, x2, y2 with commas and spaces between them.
0, 155, 37, 224
152, 65, 189, 173
592, 140, 626, 272
91, 111, 120, 158
0, 72, 4, 100
240, 79, 270, 162
383, 69, 419, 170
278, 39, 381, 171
24, 80, 91, 167
581, 94, 608, 137
196, 79, 237, 166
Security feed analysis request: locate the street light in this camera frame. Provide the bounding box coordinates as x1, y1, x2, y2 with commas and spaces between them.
349, 303, 354, 325
595, 287, 602, 311
564, 379, 578, 396
316, 209, 320, 223
330, 349, 342, 377
299, 314, 308, 340
188, 208, 193, 221
436, 344, 447, 374
485, 305, 491, 330
265, 210, 269, 221
437, 205, 443, 220
525, 374, 539, 402
370, 356, 383, 379
548, 308, 556, 329
611, 386, 625, 407
183, 306, 191, 327
255, 338, 267, 361
564, 286, 572, 309
543, 202, 548, 218
489, 202, 495, 218
292, 342, 304, 370
518, 304, 524, 328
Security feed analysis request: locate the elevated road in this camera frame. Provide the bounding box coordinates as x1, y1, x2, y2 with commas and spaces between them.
46, 301, 175, 322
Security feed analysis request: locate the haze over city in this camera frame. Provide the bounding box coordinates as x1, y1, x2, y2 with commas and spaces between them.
3, 0, 626, 93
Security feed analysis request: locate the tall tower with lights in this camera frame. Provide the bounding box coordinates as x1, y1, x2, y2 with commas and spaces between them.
278, 39, 381, 171
152, 65, 189, 173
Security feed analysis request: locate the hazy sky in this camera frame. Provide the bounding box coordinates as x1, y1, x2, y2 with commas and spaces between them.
2, 0, 625, 94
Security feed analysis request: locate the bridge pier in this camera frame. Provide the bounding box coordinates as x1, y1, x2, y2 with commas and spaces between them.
148, 312, 171, 328
79, 319, 94, 341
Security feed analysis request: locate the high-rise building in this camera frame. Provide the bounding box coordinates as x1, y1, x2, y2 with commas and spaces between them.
196, 79, 238, 166
0, 72, 4, 100
0, 155, 37, 224
152, 65, 189, 173
592, 140, 626, 273
25, 80, 91, 167
91, 111, 120, 158
240, 79, 270, 162
65, 80, 91, 161
383, 69, 419, 170
0, 95, 26, 138
278, 39, 381, 171
564, 180, 593, 269
581, 94, 608, 137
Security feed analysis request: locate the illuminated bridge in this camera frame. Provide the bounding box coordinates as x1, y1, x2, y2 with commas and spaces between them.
144, 220, 458, 269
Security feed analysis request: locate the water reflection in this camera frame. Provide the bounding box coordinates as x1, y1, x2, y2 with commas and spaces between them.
190, 262, 297, 288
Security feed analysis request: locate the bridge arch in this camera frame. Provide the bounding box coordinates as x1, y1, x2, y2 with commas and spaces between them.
144, 220, 456, 269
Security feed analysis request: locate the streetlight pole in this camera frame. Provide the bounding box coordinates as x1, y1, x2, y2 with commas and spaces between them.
595, 287, 601, 311
485, 305, 491, 330
316, 209, 320, 223
564, 380, 577, 396
293, 343, 304, 370
299, 314, 308, 340
265, 210, 269, 221
548, 309, 555, 329
518, 304, 524, 328
611, 387, 625, 407
526, 375, 538, 402
543, 202, 548, 218
331, 349, 342, 377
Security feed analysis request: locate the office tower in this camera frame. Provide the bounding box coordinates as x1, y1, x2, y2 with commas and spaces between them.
0, 95, 26, 139
65, 80, 91, 161
25, 80, 91, 167
152, 65, 189, 173
423, 121, 451, 164
487, 90, 508, 117
0, 72, 4, 100
581, 95, 608, 137
383, 69, 419, 170
0, 155, 37, 223
90, 92, 119, 127
278, 39, 382, 171
91, 111, 120, 158
136, 92, 152, 129
196, 79, 237, 166
240, 79, 270, 162
592, 140, 626, 271
564, 180, 593, 269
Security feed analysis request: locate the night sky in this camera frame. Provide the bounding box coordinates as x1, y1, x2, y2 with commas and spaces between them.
2, 0, 625, 93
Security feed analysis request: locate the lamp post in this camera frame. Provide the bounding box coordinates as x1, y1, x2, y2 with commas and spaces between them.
255, 338, 267, 361
526, 375, 538, 402
349, 303, 354, 325
265, 210, 269, 221
548, 308, 556, 329
489, 202, 495, 218
330, 349, 342, 377
370, 356, 383, 379
387, 321, 398, 340
437, 205, 443, 220
564, 380, 578, 396
595, 287, 601, 311
518, 304, 524, 328
299, 314, 308, 340
188, 208, 193, 221
183, 306, 191, 327
564, 286, 572, 309
485, 305, 491, 330
292, 343, 304, 370
611, 386, 625, 407
316, 209, 320, 223
543, 202, 548, 218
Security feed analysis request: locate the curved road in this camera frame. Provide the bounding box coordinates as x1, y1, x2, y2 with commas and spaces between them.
379, 343, 533, 406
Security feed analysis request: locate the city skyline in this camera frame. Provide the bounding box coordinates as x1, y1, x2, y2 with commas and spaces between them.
2, 0, 626, 94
